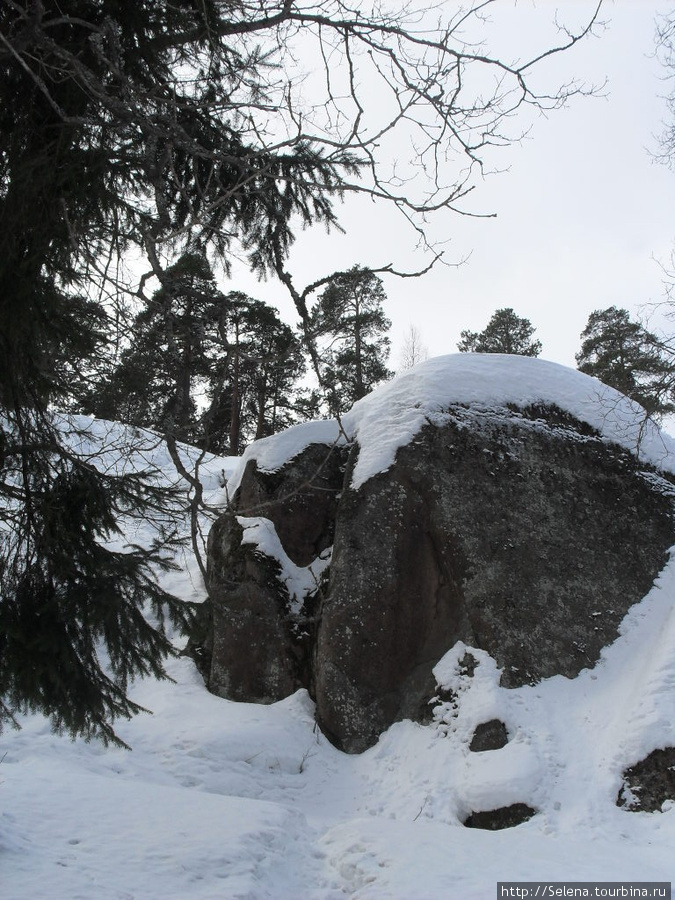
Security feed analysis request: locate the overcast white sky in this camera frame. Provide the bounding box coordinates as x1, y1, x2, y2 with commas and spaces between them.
228, 0, 675, 371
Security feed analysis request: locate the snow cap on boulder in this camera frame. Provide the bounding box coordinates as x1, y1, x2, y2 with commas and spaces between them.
226, 353, 675, 498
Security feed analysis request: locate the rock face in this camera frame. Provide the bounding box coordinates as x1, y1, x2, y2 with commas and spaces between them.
206, 443, 347, 702
203, 374, 675, 754
207, 512, 298, 703
617, 747, 675, 812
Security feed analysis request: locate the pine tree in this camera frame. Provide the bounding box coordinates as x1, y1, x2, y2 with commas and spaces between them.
457, 308, 542, 356
575, 307, 673, 417
203, 293, 306, 454
242, 306, 306, 443
90, 252, 221, 443
312, 267, 393, 415
92, 273, 307, 455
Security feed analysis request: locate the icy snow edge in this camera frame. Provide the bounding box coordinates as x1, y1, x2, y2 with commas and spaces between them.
226, 354, 675, 497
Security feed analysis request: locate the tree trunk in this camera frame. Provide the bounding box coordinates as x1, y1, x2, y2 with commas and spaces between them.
229, 322, 241, 454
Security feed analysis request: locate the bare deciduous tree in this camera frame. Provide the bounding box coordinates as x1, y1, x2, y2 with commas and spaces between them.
656, 9, 675, 169
399, 325, 430, 371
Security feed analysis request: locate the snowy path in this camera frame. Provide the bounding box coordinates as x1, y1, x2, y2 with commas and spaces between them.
3, 590, 675, 900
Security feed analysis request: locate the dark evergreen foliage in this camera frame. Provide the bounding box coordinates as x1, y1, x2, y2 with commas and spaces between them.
457, 308, 542, 357
89, 252, 221, 442
89, 254, 307, 455
202, 292, 306, 454
575, 307, 673, 418
311, 267, 393, 415
0, 414, 189, 747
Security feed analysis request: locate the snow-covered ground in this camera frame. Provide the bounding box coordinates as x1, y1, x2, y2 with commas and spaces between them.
2, 356, 675, 898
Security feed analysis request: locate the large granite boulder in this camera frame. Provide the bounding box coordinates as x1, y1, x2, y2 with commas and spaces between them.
202, 355, 675, 753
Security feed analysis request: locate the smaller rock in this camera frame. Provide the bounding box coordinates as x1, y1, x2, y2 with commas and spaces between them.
617, 747, 675, 812
469, 719, 509, 752
207, 514, 299, 703
463, 804, 536, 830
458, 652, 478, 678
